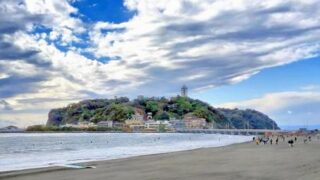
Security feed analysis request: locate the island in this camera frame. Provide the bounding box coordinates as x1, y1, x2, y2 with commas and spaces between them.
25, 96, 280, 132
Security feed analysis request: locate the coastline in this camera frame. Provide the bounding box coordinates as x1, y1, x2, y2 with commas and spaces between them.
0, 133, 251, 172
0, 142, 249, 178
1, 139, 320, 180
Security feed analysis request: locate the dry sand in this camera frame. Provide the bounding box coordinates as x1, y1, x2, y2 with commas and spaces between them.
1, 137, 320, 180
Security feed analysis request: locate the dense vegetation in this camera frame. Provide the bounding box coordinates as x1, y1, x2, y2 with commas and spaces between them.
47, 96, 279, 129
218, 108, 280, 130
26, 125, 122, 132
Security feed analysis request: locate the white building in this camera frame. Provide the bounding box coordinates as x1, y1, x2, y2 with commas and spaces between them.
184, 118, 206, 129
170, 120, 185, 130
147, 112, 153, 120
131, 114, 144, 121
61, 122, 97, 129
144, 120, 172, 130
144, 120, 158, 129
97, 121, 113, 128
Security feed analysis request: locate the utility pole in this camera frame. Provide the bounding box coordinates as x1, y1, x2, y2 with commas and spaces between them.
272, 121, 275, 131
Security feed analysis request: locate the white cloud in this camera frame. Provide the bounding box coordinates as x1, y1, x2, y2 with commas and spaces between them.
24, 0, 85, 34
217, 90, 320, 126
1, 0, 320, 127
0, 73, 9, 79
301, 84, 320, 91
89, 0, 320, 91
0, 120, 16, 128
0, 100, 11, 110
0, 111, 49, 128
218, 91, 320, 112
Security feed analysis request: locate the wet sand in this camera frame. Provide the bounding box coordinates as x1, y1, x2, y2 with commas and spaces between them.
1, 137, 320, 180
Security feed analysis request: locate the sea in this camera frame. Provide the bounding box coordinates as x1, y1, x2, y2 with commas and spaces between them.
0, 133, 251, 172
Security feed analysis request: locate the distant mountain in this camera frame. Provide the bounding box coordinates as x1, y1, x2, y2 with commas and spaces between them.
47, 96, 279, 129
0, 126, 24, 133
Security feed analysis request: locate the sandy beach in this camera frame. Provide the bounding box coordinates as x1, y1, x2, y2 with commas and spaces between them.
1, 137, 320, 180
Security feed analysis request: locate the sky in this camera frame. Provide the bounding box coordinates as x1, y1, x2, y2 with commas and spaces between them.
0, 0, 319, 129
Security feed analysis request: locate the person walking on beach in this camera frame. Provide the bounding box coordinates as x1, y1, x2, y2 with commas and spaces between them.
262, 137, 268, 145
256, 139, 260, 145
288, 139, 294, 147
294, 136, 297, 142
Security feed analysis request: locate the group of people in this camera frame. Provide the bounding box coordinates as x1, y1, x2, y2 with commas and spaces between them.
253, 134, 315, 147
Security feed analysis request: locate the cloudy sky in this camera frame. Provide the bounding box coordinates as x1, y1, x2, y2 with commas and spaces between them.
0, 0, 319, 129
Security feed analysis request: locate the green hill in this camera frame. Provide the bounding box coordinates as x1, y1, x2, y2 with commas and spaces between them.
217, 108, 280, 130
46, 96, 279, 129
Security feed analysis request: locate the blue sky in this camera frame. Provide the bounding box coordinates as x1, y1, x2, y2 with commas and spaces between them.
72, 0, 133, 23
193, 57, 320, 104
0, 0, 320, 129
193, 57, 320, 128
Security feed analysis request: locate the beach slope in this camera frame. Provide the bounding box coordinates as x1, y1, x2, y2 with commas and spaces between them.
1, 140, 320, 180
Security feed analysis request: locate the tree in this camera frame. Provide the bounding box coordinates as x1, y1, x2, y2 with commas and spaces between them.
193, 106, 218, 123
176, 97, 192, 115
146, 100, 158, 114
159, 124, 166, 132
155, 112, 170, 120
104, 104, 125, 121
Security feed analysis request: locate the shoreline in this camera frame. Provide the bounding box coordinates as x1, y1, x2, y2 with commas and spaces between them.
0, 137, 251, 173
1, 138, 320, 180
0, 142, 249, 178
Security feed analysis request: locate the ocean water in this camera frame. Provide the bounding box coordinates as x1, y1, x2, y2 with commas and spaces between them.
0, 133, 251, 172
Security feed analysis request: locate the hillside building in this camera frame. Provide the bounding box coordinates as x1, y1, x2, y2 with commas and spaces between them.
170, 120, 185, 130
125, 119, 145, 131
97, 121, 113, 128
146, 112, 153, 120
184, 117, 206, 129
